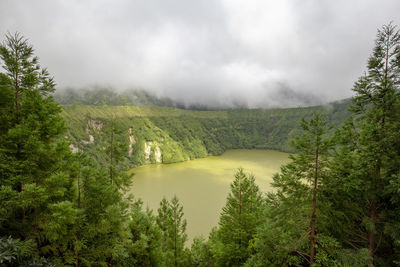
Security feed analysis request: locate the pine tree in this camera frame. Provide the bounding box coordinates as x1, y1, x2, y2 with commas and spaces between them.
156, 196, 188, 267
328, 23, 400, 266
127, 199, 163, 267
246, 113, 339, 266
75, 165, 130, 265
190, 236, 215, 267
0, 32, 135, 266
105, 116, 132, 189
0, 32, 77, 261
213, 168, 264, 266
353, 23, 400, 266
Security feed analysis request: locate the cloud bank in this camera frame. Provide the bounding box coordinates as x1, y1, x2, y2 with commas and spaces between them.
1, 0, 399, 107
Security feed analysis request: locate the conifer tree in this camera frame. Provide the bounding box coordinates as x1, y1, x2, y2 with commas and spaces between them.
75, 165, 130, 265
212, 168, 264, 266
190, 235, 215, 267
127, 199, 163, 267
246, 114, 338, 266
328, 23, 400, 266
156, 196, 188, 267
0, 32, 77, 260
105, 116, 132, 189
352, 23, 400, 266
0, 32, 134, 266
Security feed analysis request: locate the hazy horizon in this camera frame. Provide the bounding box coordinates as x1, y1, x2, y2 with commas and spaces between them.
1, 0, 399, 108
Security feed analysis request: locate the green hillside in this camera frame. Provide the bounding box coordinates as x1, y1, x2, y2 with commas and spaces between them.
62, 100, 350, 168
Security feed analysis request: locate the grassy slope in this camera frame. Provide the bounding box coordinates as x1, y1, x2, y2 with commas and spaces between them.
62, 100, 350, 168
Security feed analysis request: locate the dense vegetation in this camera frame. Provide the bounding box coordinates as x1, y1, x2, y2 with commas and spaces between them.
61, 100, 349, 169
1, 23, 399, 266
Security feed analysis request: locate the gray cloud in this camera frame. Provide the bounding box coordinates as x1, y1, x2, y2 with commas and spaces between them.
1, 0, 399, 108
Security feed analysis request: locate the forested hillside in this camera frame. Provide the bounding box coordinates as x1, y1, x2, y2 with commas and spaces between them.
62, 100, 349, 168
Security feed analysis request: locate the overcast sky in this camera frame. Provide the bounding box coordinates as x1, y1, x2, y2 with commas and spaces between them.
1, 0, 399, 108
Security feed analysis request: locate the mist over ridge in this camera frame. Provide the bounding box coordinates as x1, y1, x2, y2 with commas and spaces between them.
55, 85, 327, 110
2, 0, 399, 109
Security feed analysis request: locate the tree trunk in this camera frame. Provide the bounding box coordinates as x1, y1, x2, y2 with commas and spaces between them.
109, 121, 114, 184
366, 37, 388, 265
174, 210, 177, 267
74, 235, 79, 267
14, 49, 20, 114
368, 200, 376, 266
19, 182, 25, 219
14, 46, 20, 125
78, 168, 81, 209
310, 147, 319, 266
239, 175, 242, 250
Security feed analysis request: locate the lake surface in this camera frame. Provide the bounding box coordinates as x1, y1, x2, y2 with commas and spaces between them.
128, 149, 290, 243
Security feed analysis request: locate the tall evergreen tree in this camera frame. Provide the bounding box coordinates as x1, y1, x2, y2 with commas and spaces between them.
212, 168, 264, 266
77, 165, 130, 266
0, 32, 77, 261
245, 113, 343, 266
127, 199, 163, 267
0, 32, 135, 266
327, 23, 400, 266
104, 116, 132, 188
156, 196, 188, 267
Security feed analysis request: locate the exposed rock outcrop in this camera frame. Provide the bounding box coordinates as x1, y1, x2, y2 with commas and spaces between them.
144, 141, 162, 162
86, 119, 103, 132
154, 145, 162, 163
144, 142, 152, 159
128, 127, 136, 157
69, 144, 79, 153
81, 134, 95, 145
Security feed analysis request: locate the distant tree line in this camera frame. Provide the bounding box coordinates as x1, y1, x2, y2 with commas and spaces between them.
55, 87, 181, 108
1, 23, 399, 266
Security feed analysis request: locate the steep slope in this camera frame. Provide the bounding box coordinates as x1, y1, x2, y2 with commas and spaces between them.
62, 100, 350, 168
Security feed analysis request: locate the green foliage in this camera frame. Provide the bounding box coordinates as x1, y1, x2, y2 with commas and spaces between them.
242, 23, 400, 267
190, 236, 215, 267
0, 236, 56, 266
0, 33, 134, 266
156, 196, 188, 267
0, 236, 34, 265
245, 113, 335, 266
127, 199, 163, 266
211, 169, 264, 266
69, 164, 131, 266
324, 23, 400, 266
0, 32, 76, 257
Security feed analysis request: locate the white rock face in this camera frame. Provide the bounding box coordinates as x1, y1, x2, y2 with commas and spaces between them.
154, 146, 162, 163
81, 134, 94, 145
144, 142, 153, 159
129, 135, 136, 144
81, 119, 101, 145
69, 144, 79, 153
86, 119, 103, 132
128, 128, 136, 157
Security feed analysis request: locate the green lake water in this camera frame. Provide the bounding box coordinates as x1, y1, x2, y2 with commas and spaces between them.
128, 149, 290, 243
